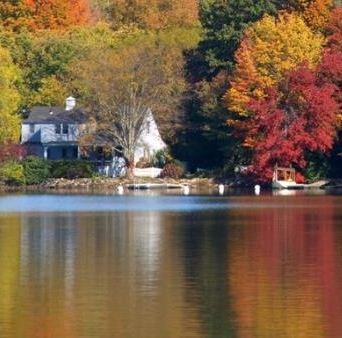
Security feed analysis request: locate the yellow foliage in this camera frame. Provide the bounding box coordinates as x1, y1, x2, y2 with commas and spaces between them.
0, 161, 24, 185
226, 12, 325, 117
0, 47, 21, 144
249, 12, 324, 81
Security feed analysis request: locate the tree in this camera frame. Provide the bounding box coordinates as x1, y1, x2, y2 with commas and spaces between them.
0, 0, 92, 31
25, 0, 92, 30
0, 29, 83, 108
104, 0, 199, 31
0, 46, 21, 145
280, 0, 334, 32
225, 12, 325, 117
182, 0, 280, 171
325, 6, 342, 48
72, 36, 188, 174
180, 70, 236, 170
236, 65, 339, 181
193, 0, 278, 79
30, 75, 68, 106
0, 0, 31, 32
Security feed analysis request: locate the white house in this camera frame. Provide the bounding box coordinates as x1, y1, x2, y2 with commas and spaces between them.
21, 97, 166, 176
21, 96, 87, 160
134, 109, 166, 164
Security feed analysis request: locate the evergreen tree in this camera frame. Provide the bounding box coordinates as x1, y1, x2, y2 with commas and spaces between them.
193, 0, 279, 80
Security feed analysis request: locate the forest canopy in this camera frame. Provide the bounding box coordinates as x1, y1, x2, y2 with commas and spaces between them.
0, 0, 342, 183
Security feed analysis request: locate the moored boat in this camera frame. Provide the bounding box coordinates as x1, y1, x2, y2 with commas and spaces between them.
272, 166, 328, 190
272, 166, 305, 189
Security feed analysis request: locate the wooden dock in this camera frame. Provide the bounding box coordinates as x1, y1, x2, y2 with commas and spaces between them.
126, 183, 183, 190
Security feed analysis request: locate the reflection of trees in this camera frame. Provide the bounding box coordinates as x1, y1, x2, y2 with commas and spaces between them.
16, 211, 202, 338
177, 211, 236, 338
0, 215, 20, 337
228, 196, 342, 338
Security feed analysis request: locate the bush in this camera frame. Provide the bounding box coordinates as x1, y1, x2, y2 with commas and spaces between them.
50, 160, 95, 179
153, 148, 173, 168
23, 156, 51, 185
0, 161, 25, 185
160, 161, 184, 179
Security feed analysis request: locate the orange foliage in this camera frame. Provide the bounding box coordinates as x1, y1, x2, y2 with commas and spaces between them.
302, 0, 333, 31
286, 0, 333, 31
224, 39, 264, 117
25, 0, 91, 30
107, 0, 198, 30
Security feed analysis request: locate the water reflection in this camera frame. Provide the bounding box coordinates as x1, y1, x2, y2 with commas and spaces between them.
228, 195, 342, 338
0, 194, 341, 337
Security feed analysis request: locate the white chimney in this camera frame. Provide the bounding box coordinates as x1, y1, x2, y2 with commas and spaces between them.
65, 96, 76, 111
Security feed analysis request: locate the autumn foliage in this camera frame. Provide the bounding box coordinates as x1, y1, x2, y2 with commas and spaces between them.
225, 13, 324, 117
243, 65, 339, 181
25, 0, 91, 30
106, 0, 199, 30
284, 0, 334, 32
225, 9, 342, 181
0, 0, 91, 31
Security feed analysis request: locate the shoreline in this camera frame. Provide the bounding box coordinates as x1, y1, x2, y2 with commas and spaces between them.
0, 177, 222, 194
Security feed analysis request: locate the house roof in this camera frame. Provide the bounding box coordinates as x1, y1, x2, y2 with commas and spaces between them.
23, 106, 88, 124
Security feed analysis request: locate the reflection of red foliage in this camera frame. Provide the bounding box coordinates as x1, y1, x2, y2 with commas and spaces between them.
228, 196, 342, 337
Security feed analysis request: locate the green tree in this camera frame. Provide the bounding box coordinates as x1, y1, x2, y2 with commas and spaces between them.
193, 0, 278, 79
0, 30, 81, 108
182, 0, 280, 172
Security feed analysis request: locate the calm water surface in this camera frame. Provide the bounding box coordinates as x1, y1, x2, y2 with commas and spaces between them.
0, 190, 342, 338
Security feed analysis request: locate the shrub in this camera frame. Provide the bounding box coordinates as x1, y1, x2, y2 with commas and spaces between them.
0, 160, 25, 185
160, 161, 184, 179
50, 160, 95, 179
23, 156, 51, 185
153, 148, 173, 168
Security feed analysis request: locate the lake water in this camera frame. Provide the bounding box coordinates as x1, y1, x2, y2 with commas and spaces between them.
0, 189, 342, 338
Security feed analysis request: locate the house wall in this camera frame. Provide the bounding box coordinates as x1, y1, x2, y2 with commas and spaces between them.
22, 123, 80, 143
134, 110, 166, 163
22, 123, 82, 160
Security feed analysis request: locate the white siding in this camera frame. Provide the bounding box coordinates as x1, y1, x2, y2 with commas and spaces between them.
21, 123, 82, 144
134, 110, 166, 163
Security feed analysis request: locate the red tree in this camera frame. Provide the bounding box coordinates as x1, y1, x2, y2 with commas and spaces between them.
325, 6, 342, 49
242, 65, 339, 182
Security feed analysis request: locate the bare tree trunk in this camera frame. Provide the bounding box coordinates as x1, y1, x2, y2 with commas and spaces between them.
127, 160, 135, 179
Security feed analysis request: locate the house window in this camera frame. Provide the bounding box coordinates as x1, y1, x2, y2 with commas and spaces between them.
62, 124, 68, 134
55, 124, 61, 134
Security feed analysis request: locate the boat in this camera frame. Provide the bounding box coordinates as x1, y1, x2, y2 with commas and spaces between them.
272, 166, 305, 189
272, 166, 328, 190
